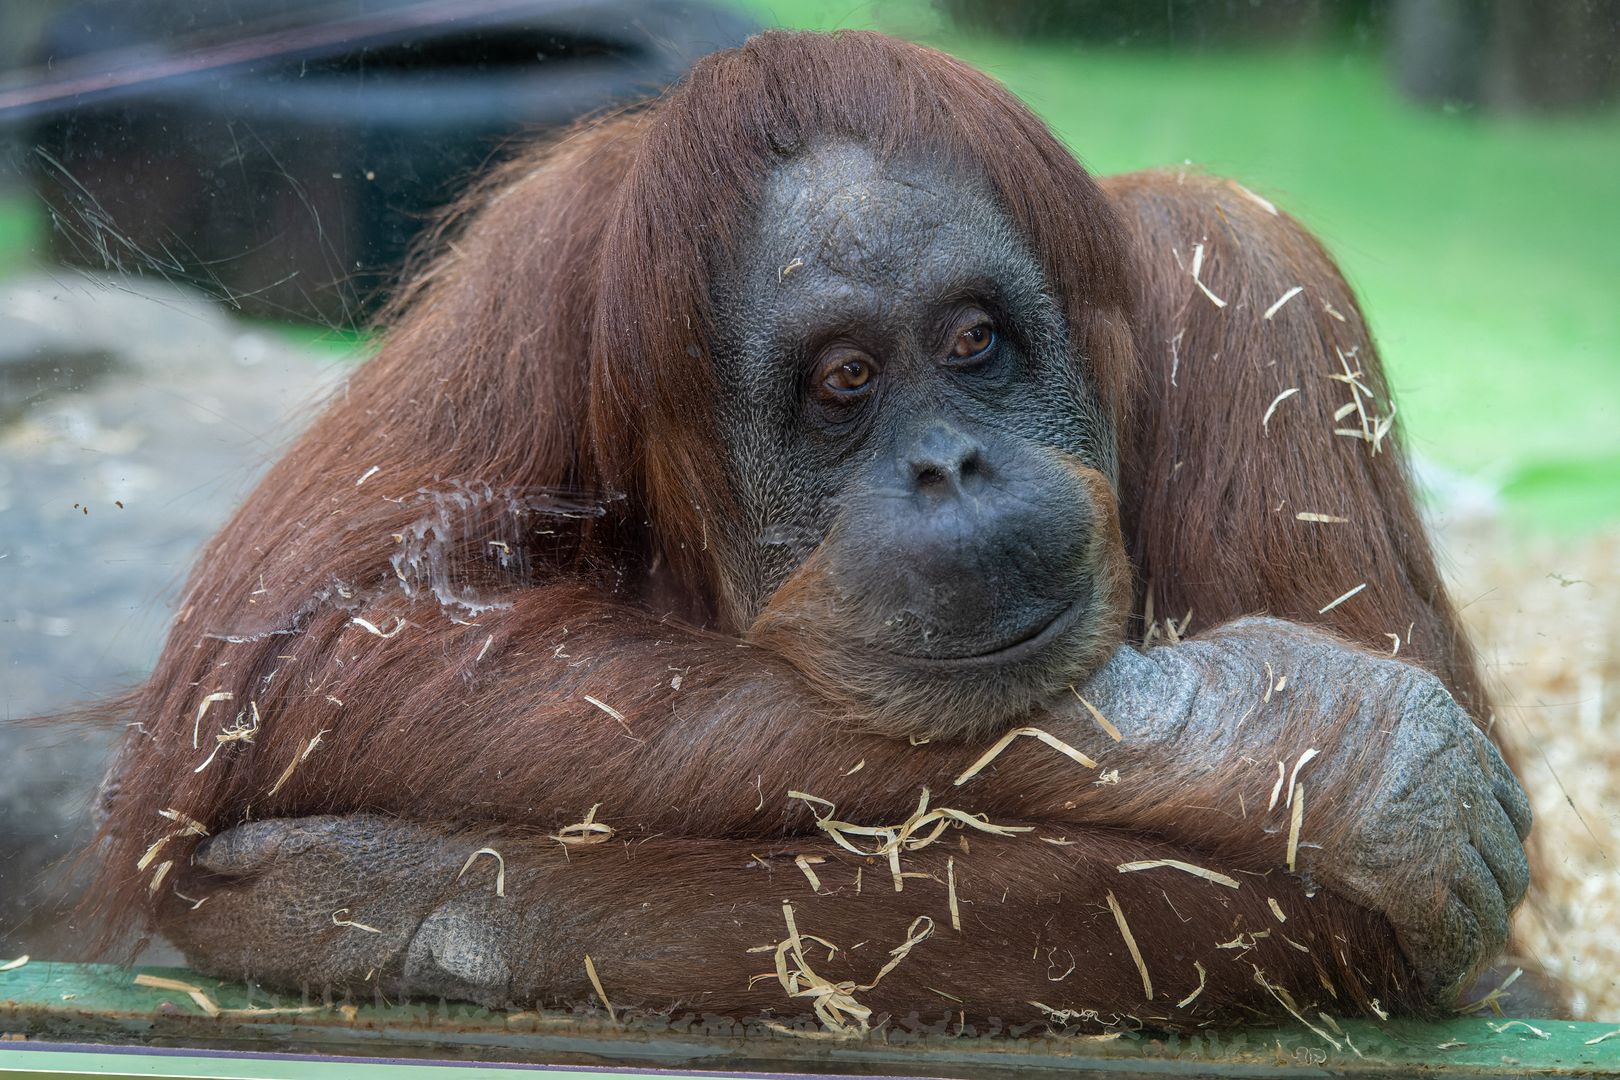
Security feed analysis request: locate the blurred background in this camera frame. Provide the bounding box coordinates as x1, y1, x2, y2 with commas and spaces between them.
0, 0, 1615, 1019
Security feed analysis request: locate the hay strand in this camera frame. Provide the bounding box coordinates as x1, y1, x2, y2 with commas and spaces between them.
1105, 890, 1152, 1000
953, 726, 1097, 786
459, 847, 507, 897
1117, 859, 1239, 889
584, 955, 617, 1022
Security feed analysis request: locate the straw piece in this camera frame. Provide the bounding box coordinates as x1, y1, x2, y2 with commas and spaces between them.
1318, 583, 1367, 614
1263, 286, 1304, 320
1268, 761, 1286, 812
331, 908, 382, 933
1176, 961, 1207, 1008
191, 692, 233, 749
1254, 968, 1343, 1052
550, 803, 615, 846
133, 974, 221, 1018
1286, 784, 1305, 871
583, 695, 637, 738
1117, 859, 1239, 890
1070, 690, 1122, 742
350, 615, 405, 638
1261, 387, 1300, 432
584, 955, 617, 1022
1286, 749, 1319, 808
795, 854, 825, 893
953, 725, 1098, 785
947, 856, 961, 931
1106, 890, 1152, 1000
157, 808, 210, 835
459, 847, 507, 897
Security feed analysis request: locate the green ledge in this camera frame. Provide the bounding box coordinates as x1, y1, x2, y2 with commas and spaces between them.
1, 963, 1616, 1078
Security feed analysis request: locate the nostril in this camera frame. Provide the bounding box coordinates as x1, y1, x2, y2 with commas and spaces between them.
959, 451, 984, 482
904, 425, 990, 495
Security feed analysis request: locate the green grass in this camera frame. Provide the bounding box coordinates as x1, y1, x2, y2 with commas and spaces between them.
0, 194, 44, 278
739, 1, 1620, 533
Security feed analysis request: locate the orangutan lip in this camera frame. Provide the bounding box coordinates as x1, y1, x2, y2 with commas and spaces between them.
890, 598, 1084, 669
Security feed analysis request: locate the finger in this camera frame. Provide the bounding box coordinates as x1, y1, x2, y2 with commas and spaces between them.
192, 819, 304, 876
1485, 740, 1533, 843
403, 901, 518, 1008
1455, 844, 1510, 961
1472, 795, 1531, 912
1401, 890, 1480, 1006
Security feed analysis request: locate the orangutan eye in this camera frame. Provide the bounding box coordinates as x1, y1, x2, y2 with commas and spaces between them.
818, 352, 877, 396
950, 317, 996, 361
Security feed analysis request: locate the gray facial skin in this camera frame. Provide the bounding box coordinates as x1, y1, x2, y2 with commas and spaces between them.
712, 142, 1117, 669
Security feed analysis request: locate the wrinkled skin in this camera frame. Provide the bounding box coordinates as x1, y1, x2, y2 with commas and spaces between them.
723, 145, 1129, 737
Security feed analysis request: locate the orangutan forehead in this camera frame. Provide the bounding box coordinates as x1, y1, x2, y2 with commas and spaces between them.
750, 141, 1025, 289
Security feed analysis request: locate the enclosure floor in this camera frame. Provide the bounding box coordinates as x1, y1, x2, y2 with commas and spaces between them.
1447, 524, 1620, 1020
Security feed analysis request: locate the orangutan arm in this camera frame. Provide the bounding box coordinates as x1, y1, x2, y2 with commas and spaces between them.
153, 611, 1527, 1015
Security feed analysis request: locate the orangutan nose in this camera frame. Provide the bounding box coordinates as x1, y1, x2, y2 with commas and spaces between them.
905, 422, 990, 498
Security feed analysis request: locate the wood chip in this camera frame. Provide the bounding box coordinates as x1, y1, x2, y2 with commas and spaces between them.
1295, 512, 1348, 524
1268, 897, 1287, 923
947, 856, 961, 931
1116, 859, 1240, 889
584, 954, 616, 1022
0, 956, 27, 972
187, 989, 222, 1017
953, 726, 1097, 786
